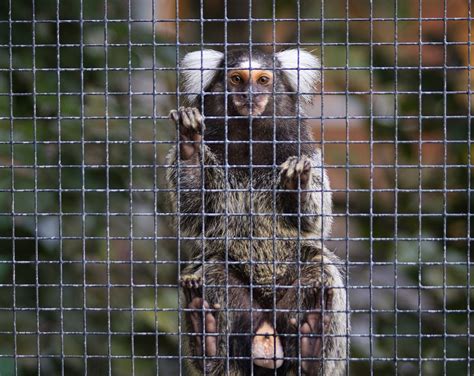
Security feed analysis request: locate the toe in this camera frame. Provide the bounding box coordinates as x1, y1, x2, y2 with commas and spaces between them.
300, 321, 311, 335
300, 321, 314, 359
189, 297, 204, 310
204, 311, 217, 356
305, 312, 321, 333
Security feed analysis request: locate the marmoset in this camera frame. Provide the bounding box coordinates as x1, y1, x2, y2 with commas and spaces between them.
166, 48, 349, 375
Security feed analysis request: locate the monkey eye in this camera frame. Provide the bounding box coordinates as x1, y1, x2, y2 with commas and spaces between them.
230, 74, 243, 85
257, 75, 271, 85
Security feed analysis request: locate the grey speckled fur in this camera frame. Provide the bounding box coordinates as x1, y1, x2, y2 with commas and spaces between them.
166, 46, 348, 376
166, 142, 349, 375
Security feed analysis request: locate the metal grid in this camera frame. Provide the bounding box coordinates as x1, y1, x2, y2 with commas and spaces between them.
0, 0, 471, 374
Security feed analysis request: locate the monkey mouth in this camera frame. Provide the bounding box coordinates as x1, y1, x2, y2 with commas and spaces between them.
233, 97, 269, 117
236, 105, 265, 116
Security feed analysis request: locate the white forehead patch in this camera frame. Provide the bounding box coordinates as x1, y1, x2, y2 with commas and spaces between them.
236, 59, 262, 70
275, 49, 320, 103
181, 49, 224, 103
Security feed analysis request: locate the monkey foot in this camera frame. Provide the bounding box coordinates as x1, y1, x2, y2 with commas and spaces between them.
280, 155, 312, 199
180, 275, 218, 358
252, 321, 284, 369
169, 107, 203, 160
298, 287, 333, 376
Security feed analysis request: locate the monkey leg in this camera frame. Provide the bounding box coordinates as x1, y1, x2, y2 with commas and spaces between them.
204, 264, 277, 375
182, 265, 284, 375
180, 274, 219, 367
275, 283, 332, 375
169, 106, 203, 161
275, 251, 348, 375
298, 288, 333, 376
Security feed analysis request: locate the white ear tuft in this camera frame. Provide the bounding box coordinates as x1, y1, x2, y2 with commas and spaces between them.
181, 49, 224, 104
275, 49, 320, 104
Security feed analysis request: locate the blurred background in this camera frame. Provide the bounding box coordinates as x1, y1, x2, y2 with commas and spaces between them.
0, 0, 472, 374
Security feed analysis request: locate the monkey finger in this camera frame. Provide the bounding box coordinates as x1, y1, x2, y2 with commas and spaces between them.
281, 156, 299, 171
169, 109, 180, 123
286, 158, 298, 178
302, 157, 312, 172
180, 109, 192, 128
297, 158, 312, 179
180, 279, 191, 300
295, 157, 308, 174
185, 107, 197, 129
180, 276, 191, 289
192, 276, 202, 290
280, 159, 291, 171
186, 279, 194, 289
182, 286, 192, 303
283, 166, 296, 182
191, 107, 204, 130
192, 277, 200, 289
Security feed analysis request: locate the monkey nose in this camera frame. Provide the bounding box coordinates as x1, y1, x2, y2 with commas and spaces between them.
240, 92, 258, 101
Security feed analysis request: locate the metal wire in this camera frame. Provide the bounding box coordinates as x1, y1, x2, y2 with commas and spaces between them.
0, 0, 472, 375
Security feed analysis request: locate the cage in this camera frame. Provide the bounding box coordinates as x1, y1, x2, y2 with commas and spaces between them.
0, 0, 472, 375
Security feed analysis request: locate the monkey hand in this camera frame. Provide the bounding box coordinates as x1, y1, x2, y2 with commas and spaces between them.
280, 155, 312, 201
169, 107, 204, 161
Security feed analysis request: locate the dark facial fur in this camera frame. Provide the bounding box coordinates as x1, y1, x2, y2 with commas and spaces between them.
197, 49, 313, 169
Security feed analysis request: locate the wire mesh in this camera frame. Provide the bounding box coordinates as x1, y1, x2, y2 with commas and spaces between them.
0, 0, 472, 375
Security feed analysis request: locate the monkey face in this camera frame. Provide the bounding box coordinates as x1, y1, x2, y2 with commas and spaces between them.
227, 69, 273, 116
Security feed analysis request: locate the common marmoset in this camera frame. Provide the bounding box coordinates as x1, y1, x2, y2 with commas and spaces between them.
167, 49, 348, 375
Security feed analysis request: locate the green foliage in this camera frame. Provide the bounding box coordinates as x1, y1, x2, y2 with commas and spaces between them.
0, 0, 178, 374
0, 0, 471, 374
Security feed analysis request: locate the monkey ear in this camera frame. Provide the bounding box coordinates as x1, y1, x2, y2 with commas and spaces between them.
181, 49, 224, 104
275, 49, 321, 104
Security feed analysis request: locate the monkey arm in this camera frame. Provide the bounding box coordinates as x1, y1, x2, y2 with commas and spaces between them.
278, 151, 333, 239
166, 143, 227, 237
301, 152, 333, 239
166, 106, 229, 237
